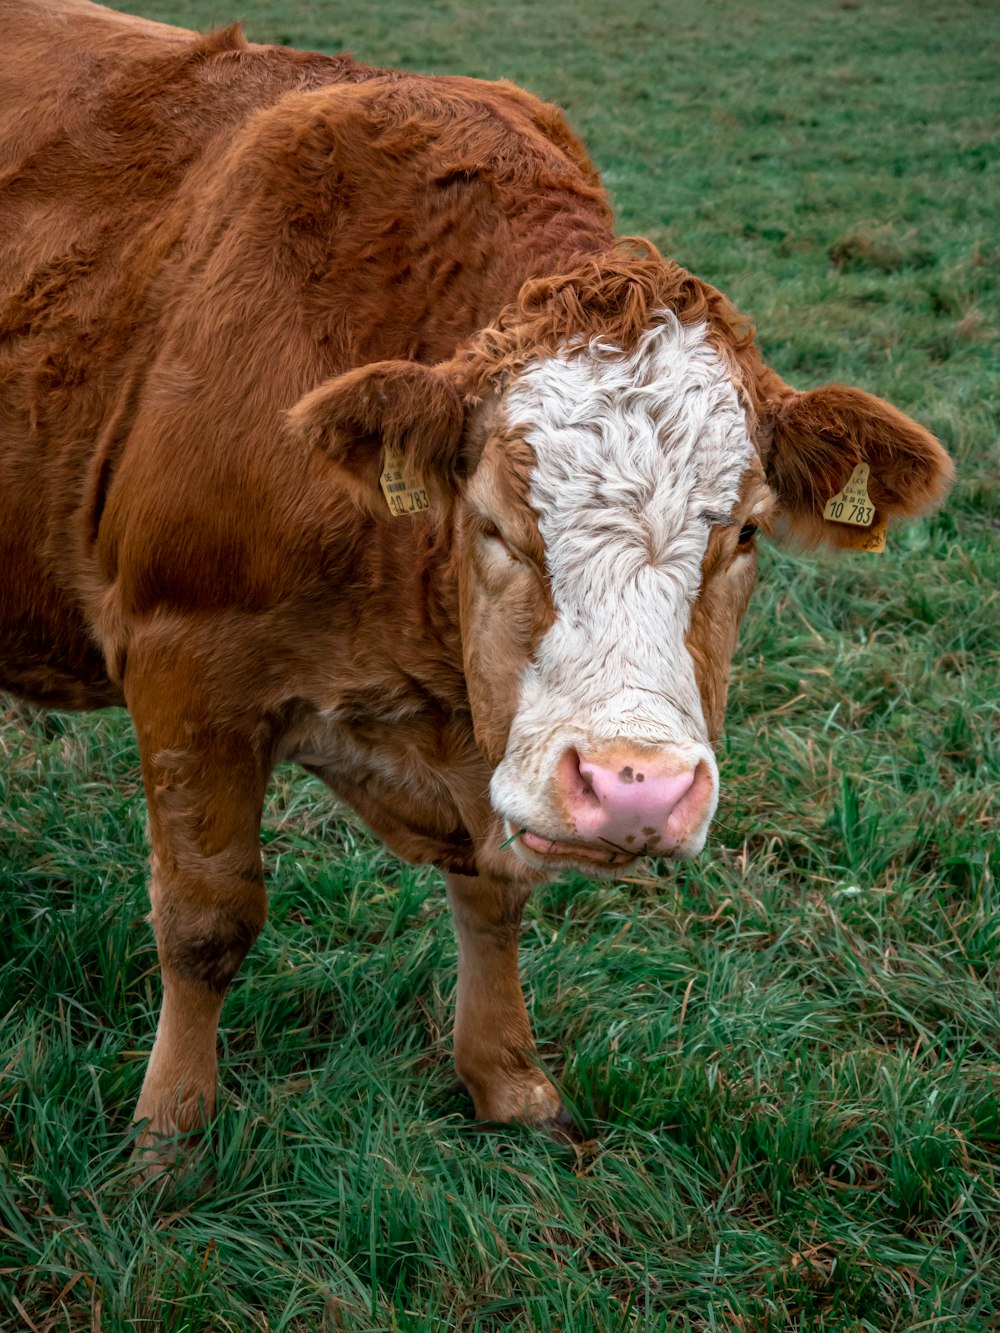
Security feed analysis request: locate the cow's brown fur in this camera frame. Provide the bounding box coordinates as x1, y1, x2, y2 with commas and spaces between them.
1, 0, 953, 1159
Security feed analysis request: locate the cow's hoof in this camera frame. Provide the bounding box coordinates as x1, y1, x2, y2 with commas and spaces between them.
455, 1069, 577, 1134
544, 1102, 583, 1144
128, 1122, 211, 1191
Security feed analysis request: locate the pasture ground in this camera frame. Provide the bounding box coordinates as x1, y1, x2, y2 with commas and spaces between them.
2, 0, 998, 1328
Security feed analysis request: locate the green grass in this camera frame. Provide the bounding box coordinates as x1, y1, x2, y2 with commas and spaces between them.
2, 0, 998, 1328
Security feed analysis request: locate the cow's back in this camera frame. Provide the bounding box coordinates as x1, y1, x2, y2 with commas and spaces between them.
0, 0, 193, 168
0, 0, 379, 175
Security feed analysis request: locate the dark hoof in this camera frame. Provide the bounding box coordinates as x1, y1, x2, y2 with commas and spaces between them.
545, 1103, 583, 1143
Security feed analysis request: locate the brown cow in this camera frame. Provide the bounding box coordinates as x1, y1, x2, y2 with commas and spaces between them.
0, 0, 952, 1159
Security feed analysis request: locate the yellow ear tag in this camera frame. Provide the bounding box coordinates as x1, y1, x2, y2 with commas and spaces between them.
823, 461, 876, 527
379, 443, 430, 518
823, 461, 886, 552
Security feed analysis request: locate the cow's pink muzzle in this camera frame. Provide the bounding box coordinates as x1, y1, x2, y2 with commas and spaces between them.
539, 746, 713, 856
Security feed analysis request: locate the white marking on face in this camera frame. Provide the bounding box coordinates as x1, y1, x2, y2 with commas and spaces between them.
489, 313, 754, 853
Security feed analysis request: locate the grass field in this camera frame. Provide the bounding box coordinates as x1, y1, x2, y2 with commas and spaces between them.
2, 0, 998, 1328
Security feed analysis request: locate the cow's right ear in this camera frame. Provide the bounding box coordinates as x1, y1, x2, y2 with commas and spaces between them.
287, 360, 468, 509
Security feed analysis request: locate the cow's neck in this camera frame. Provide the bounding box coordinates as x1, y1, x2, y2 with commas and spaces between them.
347, 511, 469, 714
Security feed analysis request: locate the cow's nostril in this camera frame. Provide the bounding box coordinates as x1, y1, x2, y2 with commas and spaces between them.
557, 747, 601, 809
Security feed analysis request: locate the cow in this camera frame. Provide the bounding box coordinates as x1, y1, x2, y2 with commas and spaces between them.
0, 0, 952, 1163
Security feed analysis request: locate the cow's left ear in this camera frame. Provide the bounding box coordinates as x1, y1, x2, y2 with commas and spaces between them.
761, 382, 954, 549
287, 360, 468, 510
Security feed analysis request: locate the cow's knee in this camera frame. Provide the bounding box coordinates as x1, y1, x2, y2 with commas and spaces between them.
151, 870, 267, 993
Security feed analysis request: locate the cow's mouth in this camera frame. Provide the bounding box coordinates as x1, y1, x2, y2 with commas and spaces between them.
505, 824, 638, 870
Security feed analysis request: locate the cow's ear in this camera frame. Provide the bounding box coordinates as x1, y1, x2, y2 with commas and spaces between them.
761, 382, 954, 549
287, 360, 468, 510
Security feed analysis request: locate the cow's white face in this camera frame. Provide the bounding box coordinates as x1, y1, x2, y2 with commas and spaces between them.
459, 315, 769, 873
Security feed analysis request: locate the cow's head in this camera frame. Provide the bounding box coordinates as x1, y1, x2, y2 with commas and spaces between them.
289, 254, 952, 876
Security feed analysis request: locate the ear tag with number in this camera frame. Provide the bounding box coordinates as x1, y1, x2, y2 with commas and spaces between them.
823, 462, 876, 527
379, 443, 430, 518
823, 461, 886, 553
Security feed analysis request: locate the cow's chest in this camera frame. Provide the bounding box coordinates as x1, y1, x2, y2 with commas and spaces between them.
279, 701, 489, 874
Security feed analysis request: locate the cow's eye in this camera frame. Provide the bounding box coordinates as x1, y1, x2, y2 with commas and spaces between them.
737, 523, 759, 547
479, 520, 520, 563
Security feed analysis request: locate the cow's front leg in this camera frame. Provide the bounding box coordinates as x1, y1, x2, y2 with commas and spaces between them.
134, 844, 266, 1153
127, 684, 272, 1165
446, 872, 566, 1128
